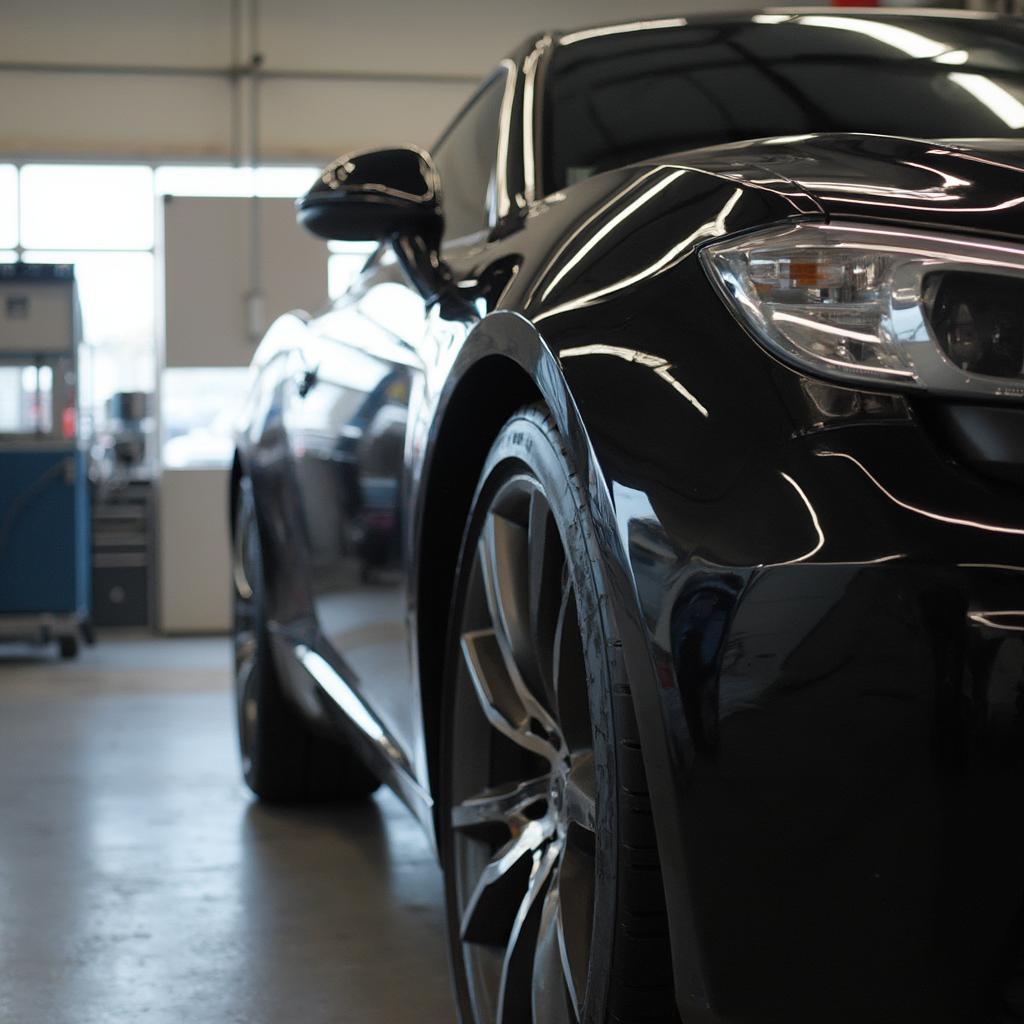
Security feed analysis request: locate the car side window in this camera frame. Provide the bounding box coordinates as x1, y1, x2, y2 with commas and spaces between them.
431, 71, 507, 244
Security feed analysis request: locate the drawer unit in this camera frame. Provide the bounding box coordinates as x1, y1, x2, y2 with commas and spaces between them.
90, 480, 153, 628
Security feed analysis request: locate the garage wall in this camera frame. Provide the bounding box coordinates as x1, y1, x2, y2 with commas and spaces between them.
160, 196, 328, 366
1, 0, 757, 164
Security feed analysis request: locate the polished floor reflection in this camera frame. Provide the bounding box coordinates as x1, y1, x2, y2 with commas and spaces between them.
0, 635, 455, 1024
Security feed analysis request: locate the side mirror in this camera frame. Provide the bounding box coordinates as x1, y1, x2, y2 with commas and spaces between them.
296, 146, 441, 244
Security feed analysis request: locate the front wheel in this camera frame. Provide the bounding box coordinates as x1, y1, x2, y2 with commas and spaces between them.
440, 406, 676, 1023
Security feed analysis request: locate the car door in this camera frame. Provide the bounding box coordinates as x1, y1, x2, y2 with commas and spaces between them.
282, 269, 424, 765
284, 67, 514, 784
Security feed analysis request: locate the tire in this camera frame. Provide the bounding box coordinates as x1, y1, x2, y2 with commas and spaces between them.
58, 635, 78, 659
439, 405, 676, 1024
232, 477, 379, 803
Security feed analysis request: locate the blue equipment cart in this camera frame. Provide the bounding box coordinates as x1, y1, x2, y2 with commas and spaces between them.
0, 263, 91, 657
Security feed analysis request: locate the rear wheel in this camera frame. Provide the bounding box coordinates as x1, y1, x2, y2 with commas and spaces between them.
440, 406, 676, 1023
232, 478, 379, 803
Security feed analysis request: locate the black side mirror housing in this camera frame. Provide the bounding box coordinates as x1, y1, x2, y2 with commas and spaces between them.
296, 146, 442, 245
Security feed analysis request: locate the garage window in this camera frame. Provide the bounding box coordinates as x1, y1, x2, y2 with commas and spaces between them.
20, 165, 154, 251
3, 162, 344, 433
0, 165, 17, 250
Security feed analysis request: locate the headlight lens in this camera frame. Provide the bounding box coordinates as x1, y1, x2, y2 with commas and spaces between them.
925, 271, 1024, 379
700, 222, 1024, 401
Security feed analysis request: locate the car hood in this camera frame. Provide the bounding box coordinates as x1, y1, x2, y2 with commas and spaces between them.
666, 133, 1024, 241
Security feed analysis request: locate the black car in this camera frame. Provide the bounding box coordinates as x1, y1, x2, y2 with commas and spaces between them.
231, 10, 1024, 1022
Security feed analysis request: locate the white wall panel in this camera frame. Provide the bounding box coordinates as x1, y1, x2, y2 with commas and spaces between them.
257, 77, 475, 160
0, 71, 235, 162
0, 0, 231, 67
161, 195, 328, 368
253, 0, 556, 76
157, 468, 231, 633
0, 70, 471, 162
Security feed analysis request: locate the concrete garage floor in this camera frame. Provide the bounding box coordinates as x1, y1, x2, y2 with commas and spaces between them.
0, 633, 455, 1024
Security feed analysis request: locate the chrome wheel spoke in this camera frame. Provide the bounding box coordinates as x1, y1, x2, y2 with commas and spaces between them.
531, 881, 579, 1024
558, 832, 595, 1016
495, 842, 559, 1024
234, 631, 256, 673
452, 473, 597, 1024
451, 775, 551, 834
232, 528, 254, 601
552, 582, 591, 754
479, 511, 534, 679
461, 628, 564, 764
565, 752, 597, 834
460, 819, 554, 947
479, 508, 566, 741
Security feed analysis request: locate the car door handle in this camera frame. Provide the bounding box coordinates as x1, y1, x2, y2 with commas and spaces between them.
295, 367, 318, 398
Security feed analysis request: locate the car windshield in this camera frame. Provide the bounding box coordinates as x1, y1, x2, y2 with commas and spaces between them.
544, 14, 1024, 191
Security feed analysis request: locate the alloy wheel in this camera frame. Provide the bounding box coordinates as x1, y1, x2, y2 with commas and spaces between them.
232, 500, 260, 776
449, 474, 597, 1024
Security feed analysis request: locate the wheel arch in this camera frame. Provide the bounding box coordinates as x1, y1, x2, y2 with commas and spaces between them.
413, 310, 710, 1014
414, 346, 541, 818
414, 312, 658, 815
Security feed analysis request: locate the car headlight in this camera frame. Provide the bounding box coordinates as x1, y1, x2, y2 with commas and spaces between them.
700, 222, 1024, 402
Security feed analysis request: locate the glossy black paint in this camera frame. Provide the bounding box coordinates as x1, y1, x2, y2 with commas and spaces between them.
685, 132, 1024, 238
234, 12, 1024, 1022
297, 146, 442, 243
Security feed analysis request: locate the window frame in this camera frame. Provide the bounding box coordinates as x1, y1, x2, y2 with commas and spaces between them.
430, 62, 518, 247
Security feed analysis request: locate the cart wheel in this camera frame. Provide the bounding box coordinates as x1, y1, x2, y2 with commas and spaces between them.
59, 635, 79, 659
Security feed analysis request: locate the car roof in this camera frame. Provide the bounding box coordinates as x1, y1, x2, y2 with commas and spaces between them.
545, 7, 1005, 45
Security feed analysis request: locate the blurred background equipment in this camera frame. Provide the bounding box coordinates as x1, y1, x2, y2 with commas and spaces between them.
0, 262, 91, 657
92, 389, 154, 480
88, 390, 155, 629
